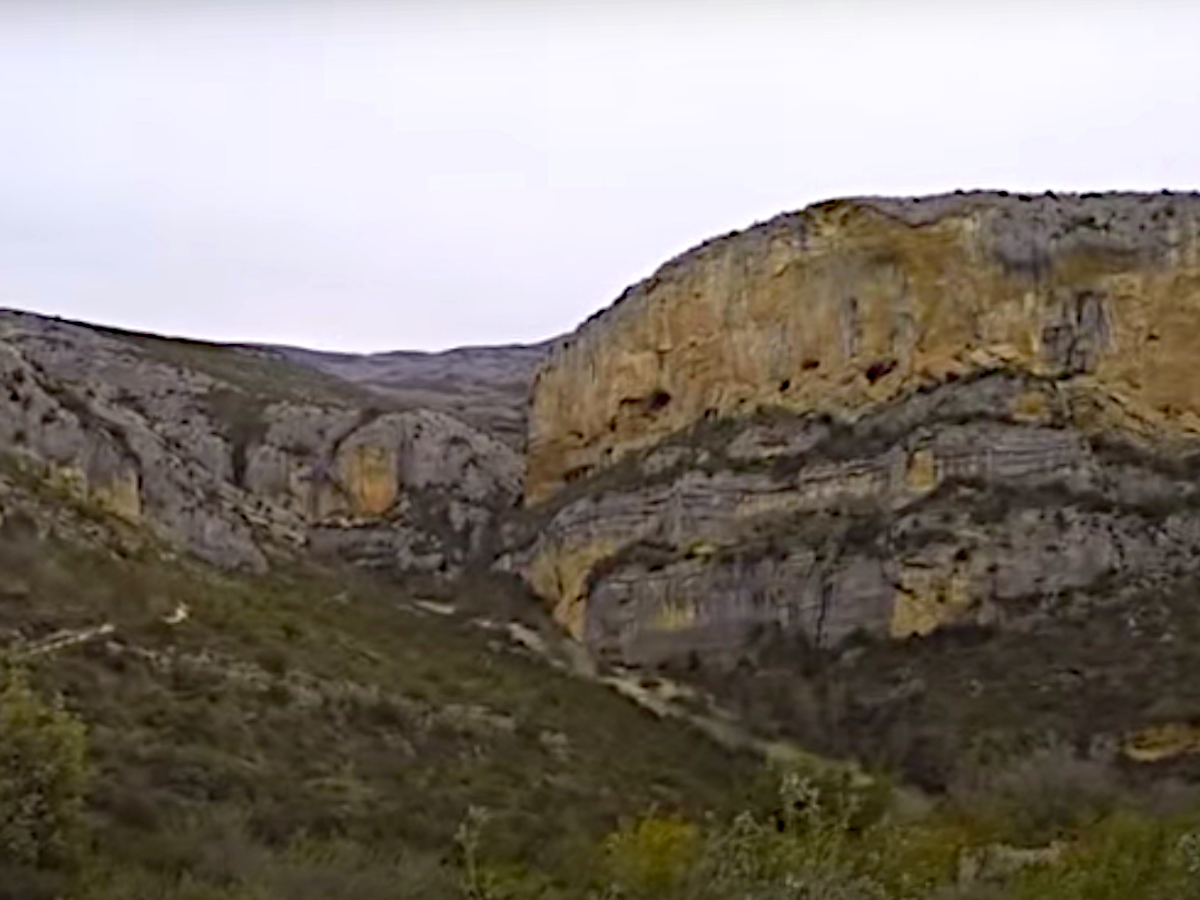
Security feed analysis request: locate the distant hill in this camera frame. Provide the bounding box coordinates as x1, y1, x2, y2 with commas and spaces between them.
262, 339, 557, 449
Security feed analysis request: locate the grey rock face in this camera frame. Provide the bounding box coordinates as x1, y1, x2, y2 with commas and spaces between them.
0, 309, 522, 576
856, 190, 1190, 273
0, 318, 271, 570
513, 370, 1200, 666
588, 549, 893, 667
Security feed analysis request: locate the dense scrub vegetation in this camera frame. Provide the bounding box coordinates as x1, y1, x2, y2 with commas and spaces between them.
590, 760, 1200, 900
0, 462, 759, 898
4, 456, 1200, 898
6, 673, 1200, 900
660, 562, 1200, 796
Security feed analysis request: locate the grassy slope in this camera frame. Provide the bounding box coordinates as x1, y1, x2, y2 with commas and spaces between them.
0, 459, 760, 896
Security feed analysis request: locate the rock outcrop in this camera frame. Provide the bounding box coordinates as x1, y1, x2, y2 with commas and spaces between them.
517, 191, 1200, 660
0, 310, 521, 575
529, 191, 1200, 503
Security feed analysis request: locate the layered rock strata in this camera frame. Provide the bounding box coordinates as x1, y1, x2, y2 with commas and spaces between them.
0, 311, 520, 574
517, 191, 1200, 666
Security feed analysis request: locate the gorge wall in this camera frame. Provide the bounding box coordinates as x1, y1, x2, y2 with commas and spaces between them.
0, 311, 522, 577
517, 191, 1200, 665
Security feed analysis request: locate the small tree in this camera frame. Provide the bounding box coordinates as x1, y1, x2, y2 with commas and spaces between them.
0, 658, 89, 870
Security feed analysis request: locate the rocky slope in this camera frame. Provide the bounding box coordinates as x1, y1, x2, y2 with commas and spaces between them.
513, 191, 1200, 779
0, 418, 761, 897
265, 340, 554, 449
0, 310, 522, 577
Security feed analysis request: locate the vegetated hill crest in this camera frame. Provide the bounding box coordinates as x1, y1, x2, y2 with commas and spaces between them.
0, 433, 765, 898
0, 309, 769, 898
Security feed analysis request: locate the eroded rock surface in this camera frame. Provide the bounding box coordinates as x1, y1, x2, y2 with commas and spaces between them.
529, 191, 1200, 503
517, 192, 1200, 667
0, 310, 521, 575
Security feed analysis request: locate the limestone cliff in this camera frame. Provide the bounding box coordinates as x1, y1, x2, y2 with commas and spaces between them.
0, 310, 521, 576
529, 191, 1200, 503
518, 190, 1200, 650
513, 190, 1200, 779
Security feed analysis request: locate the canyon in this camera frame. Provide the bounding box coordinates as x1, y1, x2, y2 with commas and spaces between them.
9, 191, 1200, 784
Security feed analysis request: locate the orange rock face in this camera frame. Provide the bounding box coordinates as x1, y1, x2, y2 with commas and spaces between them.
528, 192, 1200, 506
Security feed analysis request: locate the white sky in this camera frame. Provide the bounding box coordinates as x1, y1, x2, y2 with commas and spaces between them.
1, 0, 1198, 352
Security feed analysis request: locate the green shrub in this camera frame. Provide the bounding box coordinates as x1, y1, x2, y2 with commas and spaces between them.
597, 761, 894, 900
603, 812, 702, 898
0, 657, 90, 870
74, 828, 461, 900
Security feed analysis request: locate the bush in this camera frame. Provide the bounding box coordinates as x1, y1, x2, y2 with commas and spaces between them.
861, 822, 972, 900
589, 758, 1200, 899
603, 813, 702, 898
74, 829, 462, 900
598, 761, 893, 900
0, 657, 90, 870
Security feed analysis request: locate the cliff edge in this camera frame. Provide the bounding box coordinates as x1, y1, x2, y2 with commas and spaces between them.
529, 191, 1200, 503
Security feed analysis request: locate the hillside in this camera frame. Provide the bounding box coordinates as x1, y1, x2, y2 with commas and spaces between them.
0, 447, 763, 898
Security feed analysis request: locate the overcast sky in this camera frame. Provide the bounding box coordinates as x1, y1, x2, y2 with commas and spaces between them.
1, 1, 1197, 352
